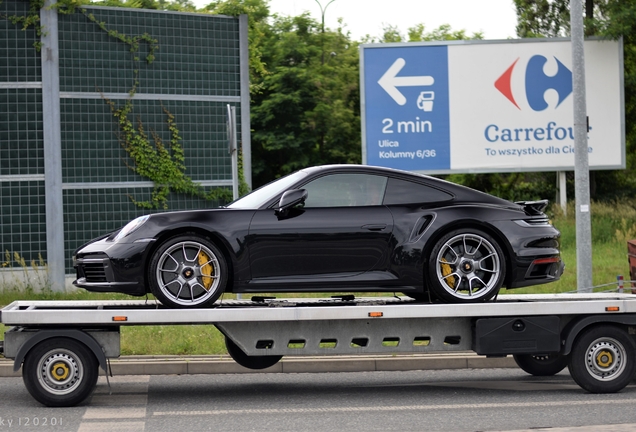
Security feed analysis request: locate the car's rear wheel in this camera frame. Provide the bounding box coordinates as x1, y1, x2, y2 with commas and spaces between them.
149, 234, 228, 308
427, 229, 505, 303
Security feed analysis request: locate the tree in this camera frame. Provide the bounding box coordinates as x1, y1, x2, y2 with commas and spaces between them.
379, 23, 483, 43
249, 13, 361, 187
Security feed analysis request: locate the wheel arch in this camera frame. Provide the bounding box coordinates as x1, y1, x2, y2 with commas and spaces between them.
422, 219, 515, 288
13, 330, 106, 373
562, 315, 636, 356
144, 226, 237, 293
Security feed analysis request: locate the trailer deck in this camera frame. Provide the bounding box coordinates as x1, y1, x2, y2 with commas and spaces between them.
3, 293, 636, 406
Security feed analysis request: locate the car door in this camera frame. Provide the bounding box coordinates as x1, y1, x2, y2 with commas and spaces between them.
246, 173, 395, 283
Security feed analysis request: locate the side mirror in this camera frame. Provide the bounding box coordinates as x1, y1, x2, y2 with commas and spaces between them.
277, 189, 308, 213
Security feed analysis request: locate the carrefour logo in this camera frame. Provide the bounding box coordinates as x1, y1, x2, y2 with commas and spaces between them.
495, 55, 573, 111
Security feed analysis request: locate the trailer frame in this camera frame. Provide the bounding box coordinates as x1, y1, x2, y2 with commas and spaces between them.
3, 293, 636, 406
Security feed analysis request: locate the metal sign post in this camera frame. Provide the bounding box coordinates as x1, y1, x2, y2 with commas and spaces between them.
570, 0, 593, 292
226, 104, 239, 201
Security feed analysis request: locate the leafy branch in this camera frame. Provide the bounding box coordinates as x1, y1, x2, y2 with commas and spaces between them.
105, 98, 232, 209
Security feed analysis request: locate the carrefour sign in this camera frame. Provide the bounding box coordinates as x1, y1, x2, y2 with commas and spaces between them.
360, 39, 624, 174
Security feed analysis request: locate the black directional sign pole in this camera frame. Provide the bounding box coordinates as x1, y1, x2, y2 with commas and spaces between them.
571, 0, 593, 292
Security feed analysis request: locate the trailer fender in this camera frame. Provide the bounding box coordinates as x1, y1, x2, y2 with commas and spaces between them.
562, 315, 636, 355
12, 329, 108, 373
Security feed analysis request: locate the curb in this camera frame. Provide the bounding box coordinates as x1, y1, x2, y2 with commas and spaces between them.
0, 352, 517, 377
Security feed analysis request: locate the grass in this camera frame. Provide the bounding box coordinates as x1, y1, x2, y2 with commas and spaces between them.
515, 200, 636, 294
2, 200, 636, 356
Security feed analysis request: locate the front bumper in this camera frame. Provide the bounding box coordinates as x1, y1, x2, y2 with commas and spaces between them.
73, 238, 154, 296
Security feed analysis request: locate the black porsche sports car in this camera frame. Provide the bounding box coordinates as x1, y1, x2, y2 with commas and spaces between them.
74, 164, 563, 307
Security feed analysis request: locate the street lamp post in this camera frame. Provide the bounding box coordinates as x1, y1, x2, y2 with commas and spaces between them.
314, 0, 336, 64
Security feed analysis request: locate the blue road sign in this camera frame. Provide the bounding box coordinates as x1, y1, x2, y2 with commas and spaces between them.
363, 45, 451, 171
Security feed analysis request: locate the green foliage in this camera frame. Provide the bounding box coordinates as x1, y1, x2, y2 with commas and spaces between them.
105, 99, 231, 209
381, 22, 484, 43
83, 10, 159, 67
250, 12, 361, 186
445, 171, 556, 202
514, 0, 570, 37
514, 200, 636, 294
90, 0, 197, 12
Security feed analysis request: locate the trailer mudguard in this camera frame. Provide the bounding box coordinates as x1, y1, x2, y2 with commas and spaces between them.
12, 329, 108, 373
562, 315, 636, 355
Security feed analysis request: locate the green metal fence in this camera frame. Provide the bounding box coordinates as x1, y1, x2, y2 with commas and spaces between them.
0, 0, 250, 288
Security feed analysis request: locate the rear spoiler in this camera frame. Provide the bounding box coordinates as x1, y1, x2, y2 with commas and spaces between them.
514, 199, 549, 215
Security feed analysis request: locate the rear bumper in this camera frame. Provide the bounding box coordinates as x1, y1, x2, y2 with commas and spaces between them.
508, 256, 565, 289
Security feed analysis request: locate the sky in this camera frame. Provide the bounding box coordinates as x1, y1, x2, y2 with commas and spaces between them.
265, 0, 519, 41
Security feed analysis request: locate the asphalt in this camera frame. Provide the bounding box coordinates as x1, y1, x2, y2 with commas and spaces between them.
0, 352, 517, 378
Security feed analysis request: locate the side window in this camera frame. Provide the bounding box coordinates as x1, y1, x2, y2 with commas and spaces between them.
383, 177, 453, 205
303, 174, 388, 208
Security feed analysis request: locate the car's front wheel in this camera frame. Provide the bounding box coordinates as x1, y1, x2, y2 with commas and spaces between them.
427, 229, 505, 303
148, 234, 228, 308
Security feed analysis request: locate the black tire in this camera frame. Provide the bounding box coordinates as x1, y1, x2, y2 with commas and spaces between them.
149, 234, 228, 308
568, 325, 636, 393
427, 228, 505, 303
225, 336, 282, 370
22, 338, 99, 407
514, 353, 569, 376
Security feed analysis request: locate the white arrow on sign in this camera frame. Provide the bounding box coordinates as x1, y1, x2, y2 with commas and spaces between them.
378, 58, 434, 105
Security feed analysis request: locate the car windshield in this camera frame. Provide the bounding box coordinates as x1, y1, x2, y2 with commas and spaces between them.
226, 170, 310, 209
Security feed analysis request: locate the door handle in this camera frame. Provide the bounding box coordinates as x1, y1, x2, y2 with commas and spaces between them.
362, 224, 387, 231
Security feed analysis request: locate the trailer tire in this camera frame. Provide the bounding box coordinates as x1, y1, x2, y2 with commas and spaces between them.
225, 337, 282, 370
513, 353, 569, 376
22, 337, 99, 407
568, 325, 636, 393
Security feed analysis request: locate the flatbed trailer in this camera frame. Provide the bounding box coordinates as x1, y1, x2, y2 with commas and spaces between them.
3, 293, 636, 407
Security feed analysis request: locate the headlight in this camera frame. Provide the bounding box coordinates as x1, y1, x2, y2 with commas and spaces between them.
113, 215, 150, 242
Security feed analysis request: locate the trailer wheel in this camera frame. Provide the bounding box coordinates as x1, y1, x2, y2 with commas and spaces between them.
513, 353, 569, 376
149, 234, 228, 308
427, 229, 505, 303
568, 325, 636, 393
225, 337, 282, 370
22, 338, 99, 407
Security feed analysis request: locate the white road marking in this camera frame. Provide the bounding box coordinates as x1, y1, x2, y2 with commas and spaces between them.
152, 398, 636, 416
79, 376, 150, 432
83, 407, 147, 419
90, 394, 148, 406
497, 425, 636, 432
77, 421, 145, 432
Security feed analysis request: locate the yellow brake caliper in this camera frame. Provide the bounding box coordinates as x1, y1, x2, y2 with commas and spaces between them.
198, 251, 214, 290
441, 258, 455, 289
